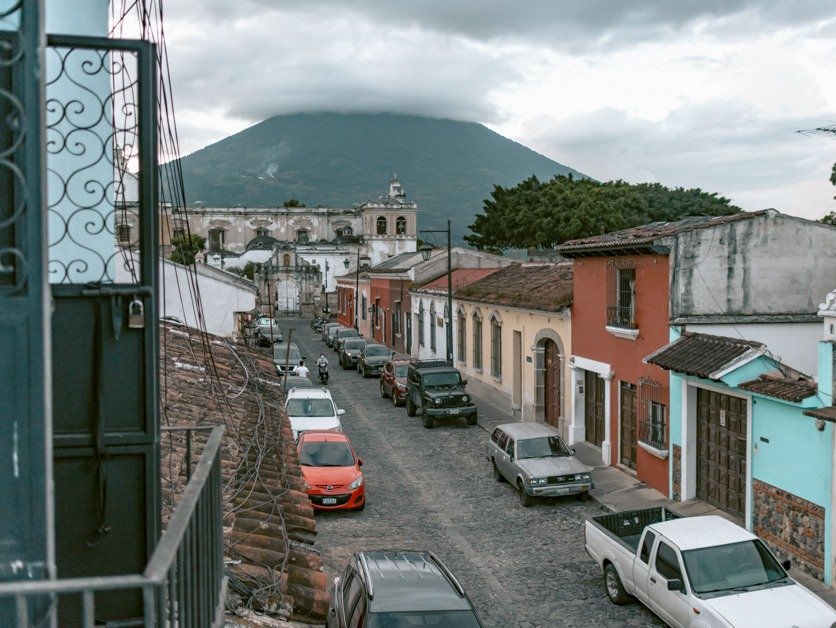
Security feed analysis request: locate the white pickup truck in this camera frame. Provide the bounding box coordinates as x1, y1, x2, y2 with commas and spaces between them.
584, 507, 836, 627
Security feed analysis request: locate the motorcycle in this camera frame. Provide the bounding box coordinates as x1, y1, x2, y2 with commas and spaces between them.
318, 363, 329, 385
310, 318, 325, 333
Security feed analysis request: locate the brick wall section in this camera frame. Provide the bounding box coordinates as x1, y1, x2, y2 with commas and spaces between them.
753, 479, 825, 581
671, 444, 681, 501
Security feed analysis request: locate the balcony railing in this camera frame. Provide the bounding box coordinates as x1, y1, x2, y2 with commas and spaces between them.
0, 425, 226, 628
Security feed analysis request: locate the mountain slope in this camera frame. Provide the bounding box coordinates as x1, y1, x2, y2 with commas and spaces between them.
175, 112, 586, 242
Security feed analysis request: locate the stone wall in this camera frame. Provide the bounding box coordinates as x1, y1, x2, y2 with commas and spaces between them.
671, 444, 681, 501
753, 479, 825, 581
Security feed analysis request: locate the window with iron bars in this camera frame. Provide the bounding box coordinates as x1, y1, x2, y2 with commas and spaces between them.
362, 294, 367, 320
638, 377, 666, 450
607, 261, 636, 329
457, 311, 466, 364
429, 303, 437, 351
418, 302, 425, 346
473, 315, 483, 369
490, 316, 502, 378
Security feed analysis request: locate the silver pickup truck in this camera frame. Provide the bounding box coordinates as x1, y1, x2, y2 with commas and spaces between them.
584, 507, 836, 627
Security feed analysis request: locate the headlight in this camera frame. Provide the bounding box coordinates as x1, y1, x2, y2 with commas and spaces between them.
462, 395, 469, 402
435, 398, 443, 405
575, 473, 592, 481
348, 475, 364, 490
528, 477, 547, 485
302, 480, 312, 490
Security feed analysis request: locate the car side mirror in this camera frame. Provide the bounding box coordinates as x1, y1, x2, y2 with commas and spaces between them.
570, 448, 576, 455
666, 578, 683, 592
358, 458, 363, 467
461, 379, 467, 386
337, 409, 346, 416
781, 560, 791, 571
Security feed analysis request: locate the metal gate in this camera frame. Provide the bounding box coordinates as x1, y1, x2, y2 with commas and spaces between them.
696, 388, 747, 520
620, 382, 637, 470
47, 34, 158, 623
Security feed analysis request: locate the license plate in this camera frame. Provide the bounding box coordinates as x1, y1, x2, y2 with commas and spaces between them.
322, 497, 337, 505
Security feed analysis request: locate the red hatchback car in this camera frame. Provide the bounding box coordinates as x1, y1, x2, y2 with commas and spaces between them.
297, 431, 365, 511
379, 356, 411, 406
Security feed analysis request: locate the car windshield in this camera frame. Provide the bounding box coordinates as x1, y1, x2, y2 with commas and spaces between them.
344, 339, 365, 350
298, 441, 354, 467
516, 436, 572, 459
283, 377, 312, 390
337, 329, 358, 338
367, 610, 481, 628
365, 345, 389, 356
682, 540, 788, 595
273, 345, 301, 361
286, 398, 335, 417
423, 372, 461, 386
395, 365, 408, 377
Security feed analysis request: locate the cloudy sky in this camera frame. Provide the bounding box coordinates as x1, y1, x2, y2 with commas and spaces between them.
156, 0, 836, 220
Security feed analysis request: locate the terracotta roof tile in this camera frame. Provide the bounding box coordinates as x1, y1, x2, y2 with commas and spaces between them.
738, 374, 817, 402
645, 332, 764, 379
803, 406, 836, 422
453, 263, 573, 312
160, 324, 328, 624
556, 210, 770, 256
415, 268, 500, 292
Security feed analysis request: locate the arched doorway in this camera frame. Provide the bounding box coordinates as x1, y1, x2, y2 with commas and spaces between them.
544, 339, 561, 427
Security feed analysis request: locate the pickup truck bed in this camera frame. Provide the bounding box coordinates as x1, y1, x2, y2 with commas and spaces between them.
591, 507, 681, 553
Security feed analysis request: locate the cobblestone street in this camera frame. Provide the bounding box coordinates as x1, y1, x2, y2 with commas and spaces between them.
287, 323, 662, 627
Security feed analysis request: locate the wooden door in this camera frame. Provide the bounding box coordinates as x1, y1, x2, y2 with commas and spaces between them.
620, 382, 637, 470
697, 389, 747, 520
584, 370, 605, 447
544, 340, 561, 427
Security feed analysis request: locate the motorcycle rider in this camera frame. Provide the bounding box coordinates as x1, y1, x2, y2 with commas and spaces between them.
316, 353, 329, 383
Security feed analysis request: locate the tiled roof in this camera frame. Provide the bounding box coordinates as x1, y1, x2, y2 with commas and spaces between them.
738, 374, 817, 402
454, 263, 573, 312
160, 323, 328, 623
556, 210, 771, 256
414, 268, 500, 292
367, 251, 425, 272
645, 332, 764, 379
803, 406, 836, 422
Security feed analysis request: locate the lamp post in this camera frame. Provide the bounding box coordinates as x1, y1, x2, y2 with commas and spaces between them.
419, 218, 453, 365
323, 260, 330, 317
343, 248, 360, 331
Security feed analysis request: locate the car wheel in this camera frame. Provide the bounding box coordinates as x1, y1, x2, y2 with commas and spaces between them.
492, 461, 504, 483
392, 393, 401, 407
604, 563, 631, 605
362, 366, 369, 378
466, 413, 477, 426
576, 490, 590, 501
380, 382, 387, 398
356, 499, 365, 512
421, 410, 433, 429
342, 359, 349, 370
517, 480, 534, 507
406, 398, 416, 417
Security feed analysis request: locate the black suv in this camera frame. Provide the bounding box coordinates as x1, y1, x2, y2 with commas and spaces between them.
405, 360, 477, 429
327, 550, 483, 628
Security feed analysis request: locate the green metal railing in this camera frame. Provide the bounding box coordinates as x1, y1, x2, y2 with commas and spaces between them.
0, 425, 226, 627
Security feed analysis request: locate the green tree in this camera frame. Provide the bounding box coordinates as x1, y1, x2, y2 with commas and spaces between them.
169, 233, 206, 265
465, 175, 740, 250
819, 211, 836, 226
282, 198, 306, 207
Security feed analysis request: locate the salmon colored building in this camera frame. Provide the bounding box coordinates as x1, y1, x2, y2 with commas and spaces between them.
556, 247, 671, 495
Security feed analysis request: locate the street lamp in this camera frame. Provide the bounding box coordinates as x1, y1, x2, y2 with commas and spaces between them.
343, 248, 360, 331
323, 260, 330, 316
419, 218, 453, 365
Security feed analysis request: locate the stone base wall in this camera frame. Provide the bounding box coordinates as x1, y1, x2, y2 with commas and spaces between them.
671, 444, 681, 501
753, 479, 825, 581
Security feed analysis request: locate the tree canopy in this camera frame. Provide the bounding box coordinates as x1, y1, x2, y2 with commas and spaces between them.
464, 175, 741, 251
169, 233, 206, 265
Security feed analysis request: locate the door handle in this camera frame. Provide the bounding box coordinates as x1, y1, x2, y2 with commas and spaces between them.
650, 577, 657, 584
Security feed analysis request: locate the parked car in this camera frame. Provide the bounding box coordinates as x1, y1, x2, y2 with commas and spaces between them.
327, 550, 484, 628
256, 316, 283, 346
405, 360, 477, 428
285, 387, 346, 439
297, 430, 365, 511
281, 374, 315, 392
325, 324, 345, 347
273, 342, 304, 376
379, 356, 411, 406
334, 327, 360, 352
322, 322, 342, 344
486, 422, 592, 506
584, 508, 836, 627
339, 338, 367, 369
356, 343, 392, 378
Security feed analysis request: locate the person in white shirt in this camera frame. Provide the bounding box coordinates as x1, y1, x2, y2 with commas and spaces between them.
296, 361, 309, 378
